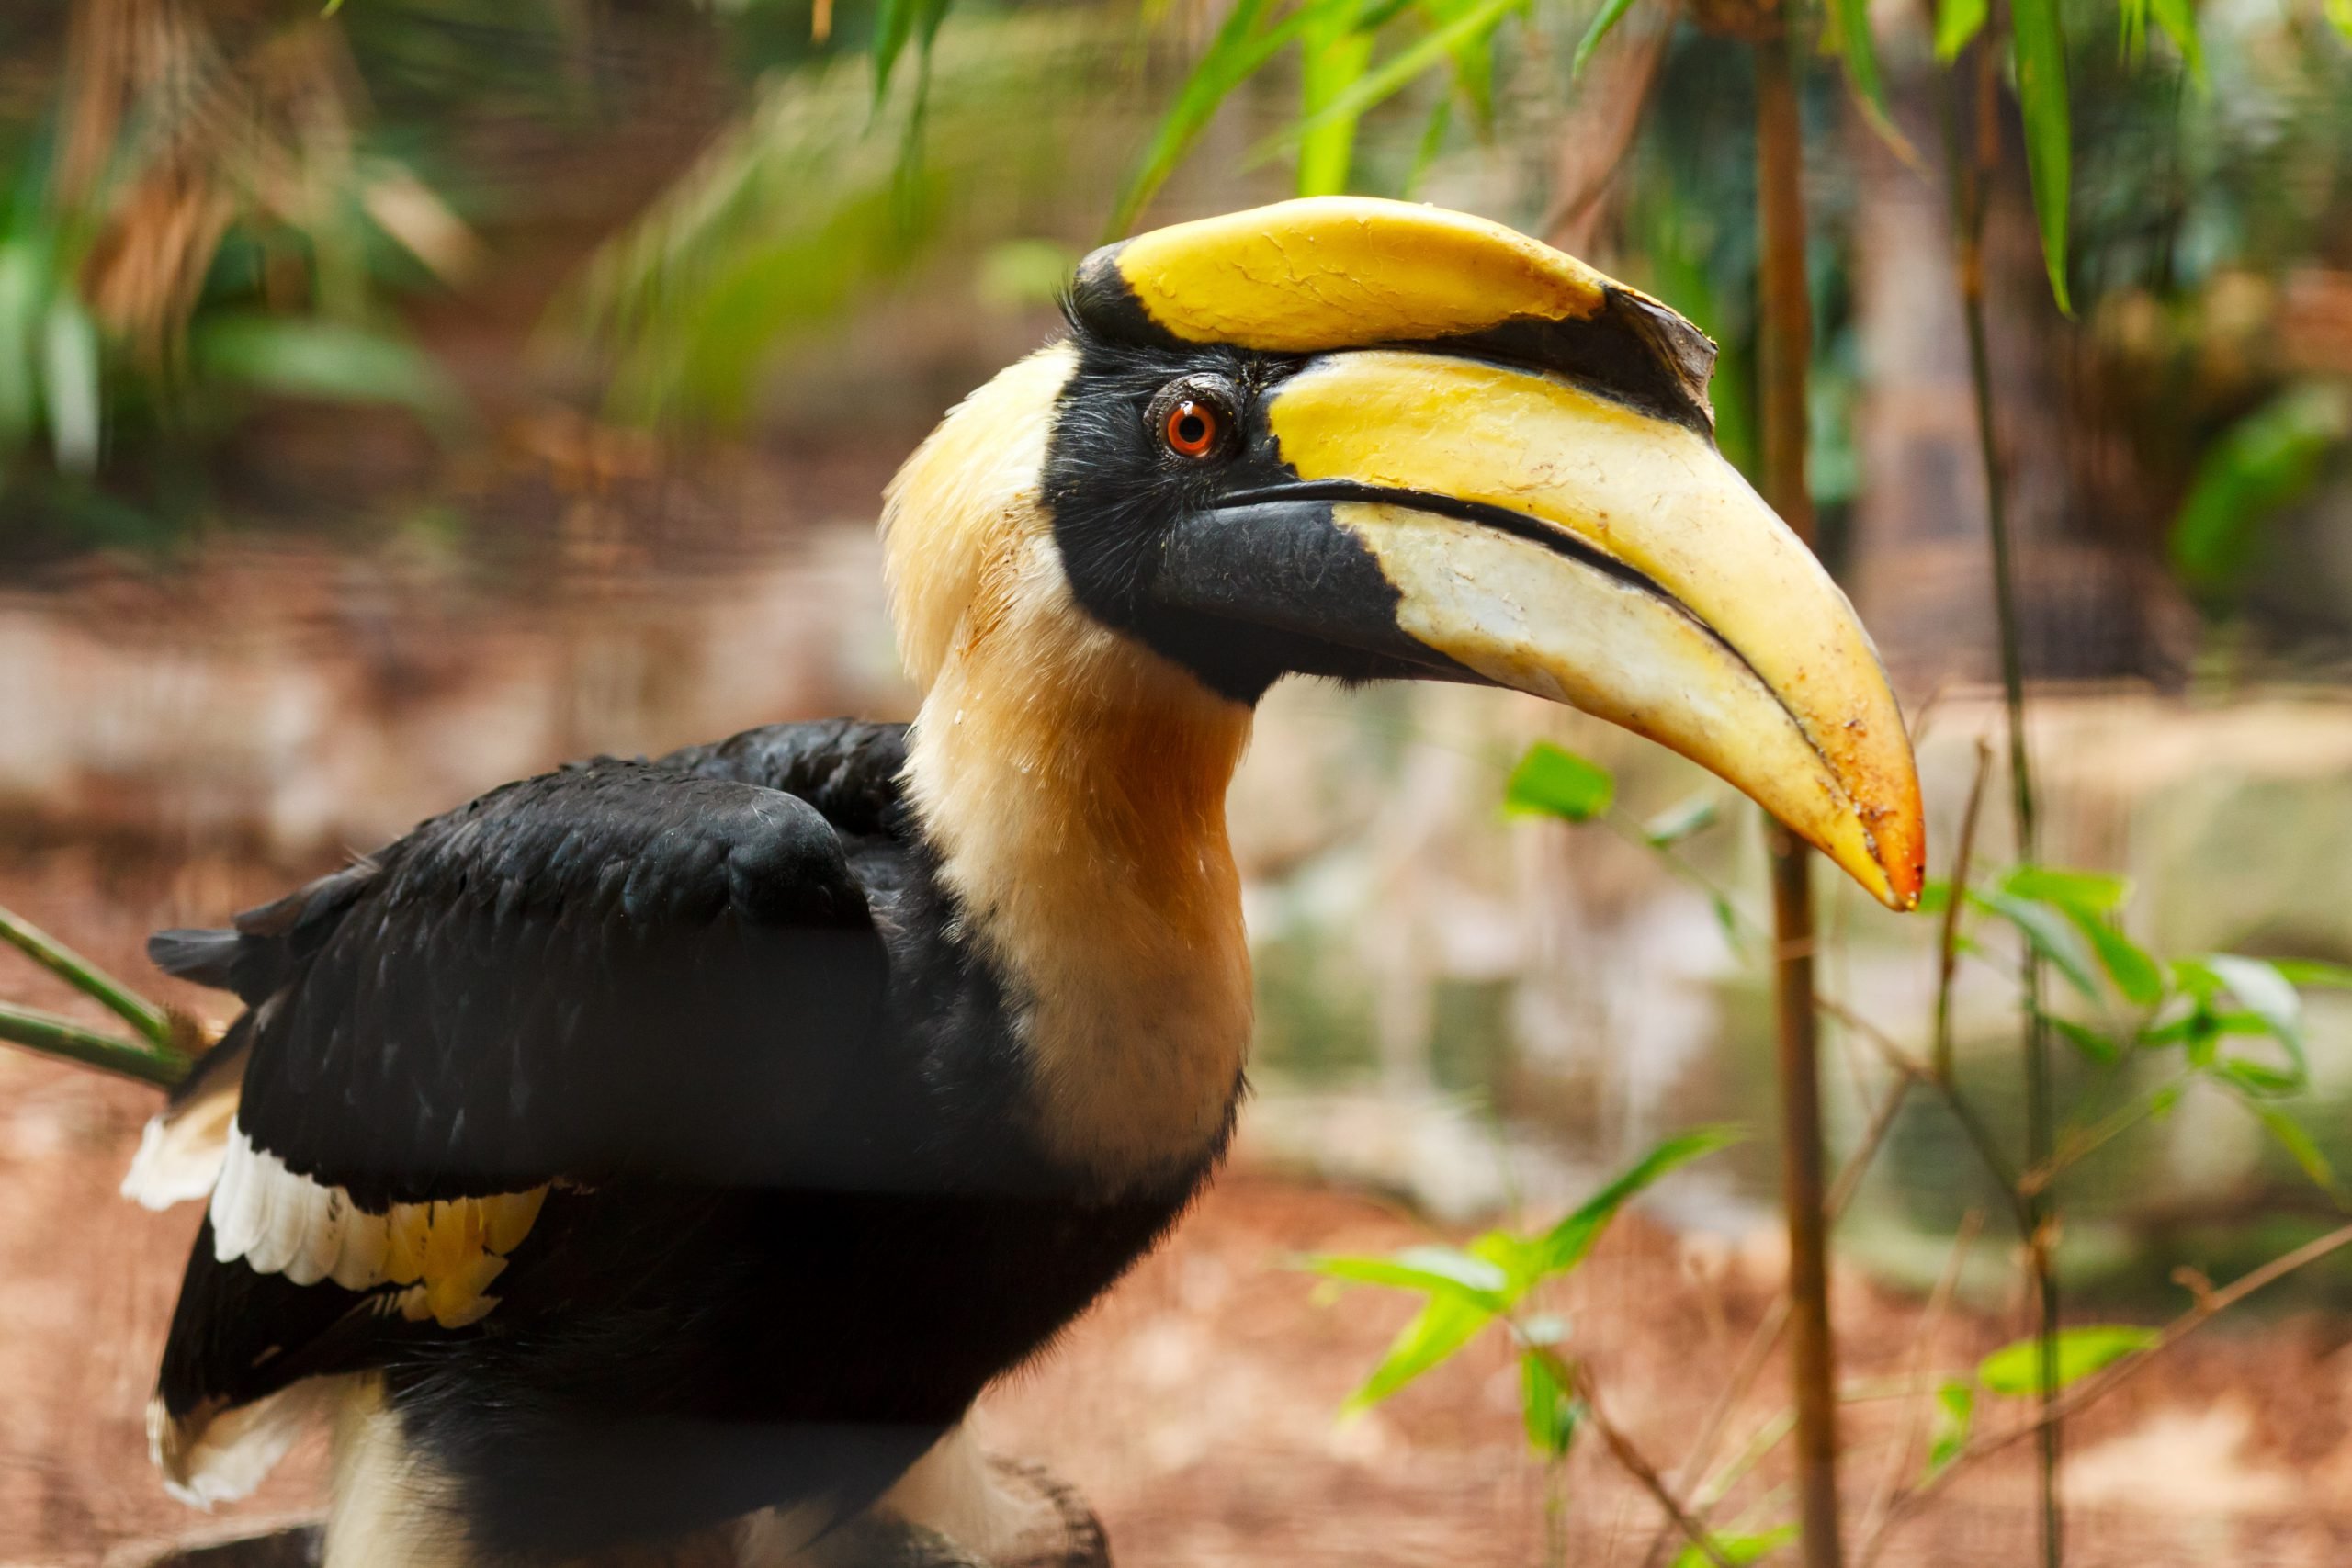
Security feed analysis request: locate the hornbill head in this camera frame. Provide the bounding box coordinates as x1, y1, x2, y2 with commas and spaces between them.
886, 197, 1924, 910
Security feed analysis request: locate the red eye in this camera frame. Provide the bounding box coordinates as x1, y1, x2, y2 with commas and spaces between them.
1163, 399, 1220, 458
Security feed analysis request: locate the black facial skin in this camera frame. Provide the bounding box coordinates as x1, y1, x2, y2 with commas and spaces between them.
1041, 328, 1470, 705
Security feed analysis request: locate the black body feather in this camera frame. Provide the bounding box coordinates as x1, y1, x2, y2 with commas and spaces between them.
153, 720, 1227, 1561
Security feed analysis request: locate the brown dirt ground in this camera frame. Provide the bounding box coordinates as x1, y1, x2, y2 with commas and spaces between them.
3, 845, 2350, 1567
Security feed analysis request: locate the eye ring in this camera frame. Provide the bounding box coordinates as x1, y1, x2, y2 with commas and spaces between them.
1148, 377, 1238, 462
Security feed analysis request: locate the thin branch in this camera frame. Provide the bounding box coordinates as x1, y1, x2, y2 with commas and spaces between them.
1933, 741, 1994, 1086
1554, 1352, 1736, 1568
1640, 1068, 1914, 1568
1826, 1071, 1914, 1220
1694, 1409, 1797, 1513
1540, 0, 1679, 251
0, 1000, 188, 1089
1859, 1210, 1984, 1562
1817, 998, 2027, 1224
1863, 1219, 2352, 1556
0, 905, 173, 1048
2020, 1074, 2194, 1198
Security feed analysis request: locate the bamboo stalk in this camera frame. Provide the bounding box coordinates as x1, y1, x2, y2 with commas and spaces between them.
1938, 25, 2062, 1565
0, 905, 174, 1048
1752, 20, 1844, 1568
0, 999, 188, 1089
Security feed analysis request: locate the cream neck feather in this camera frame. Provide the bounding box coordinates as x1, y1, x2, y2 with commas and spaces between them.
883, 344, 1255, 1189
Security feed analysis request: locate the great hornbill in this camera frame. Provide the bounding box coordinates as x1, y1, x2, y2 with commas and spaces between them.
123, 197, 1924, 1567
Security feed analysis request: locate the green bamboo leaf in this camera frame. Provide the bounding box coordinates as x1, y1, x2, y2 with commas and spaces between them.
2118, 0, 2149, 59
2199, 956, 2305, 1055
2185, 1011, 2221, 1068
1520, 1350, 1581, 1456
1469, 1228, 1545, 1302
2168, 958, 2222, 1002
2008, 0, 2074, 314
1671, 1527, 1796, 1568
1305, 1245, 1510, 1306
1533, 1125, 1742, 1276
1642, 794, 1719, 848
1571, 0, 1642, 76
872, 0, 955, 104
1925, 1380, 1973, 1479
2218, 1057, 2303, 1099
2049, 1015, 2119, 1064
1708, 890, 1743, 953
2275, 958, 2352, 990
1109, 0, 1311, 234
1999, 867, 2158, 1002
2000, 866, 2128, 911
1934, 0, 1987, 58
1504, 741, 1615, 823
1978, 1325, 2155, 1394
1343, 1289, 1495, 1410
2147, 0, 2204, 82
2182, 949, 2314, 1100
2079, 919, 2162, 1006
2168, 384, 2352, 591
1826, 0, 1908, 156
1296, 14, 1375, 197
873, 0, 916, 101
2138, 1006, 2204, 1048
2250, 1105, 2343, 1200
1977, 890, 2100, 1000
1256, 0, 1526, 162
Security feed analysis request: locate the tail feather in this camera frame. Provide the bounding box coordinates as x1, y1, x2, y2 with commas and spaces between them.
153, 1377, 347, 1508
122, 1024, 249, 1210
148, 927, 243, 989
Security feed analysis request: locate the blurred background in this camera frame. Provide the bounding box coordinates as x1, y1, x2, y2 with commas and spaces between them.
2, 0, 2351, 1563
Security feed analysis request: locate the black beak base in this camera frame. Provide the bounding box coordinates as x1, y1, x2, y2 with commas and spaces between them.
1140, 499, 1477, 701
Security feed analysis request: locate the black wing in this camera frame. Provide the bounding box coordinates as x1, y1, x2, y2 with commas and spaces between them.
231, 759, 888, 1203
151, 735, 901, 1472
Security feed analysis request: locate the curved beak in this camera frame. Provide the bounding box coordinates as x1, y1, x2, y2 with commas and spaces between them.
1156, 349, 1926, 909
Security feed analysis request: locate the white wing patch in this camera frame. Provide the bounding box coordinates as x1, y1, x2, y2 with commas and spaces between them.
121, 1080, 241, 1211
209, 1123, 548, 1326
151, 1376, 351, 1508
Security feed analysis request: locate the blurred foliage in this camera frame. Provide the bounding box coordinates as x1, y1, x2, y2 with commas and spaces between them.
0, 0, 2344, 640
1495, 738, 2352, 1547
0, 0, 474, 547
2168, 382, 2352, 592
558, 6, 1135, 429
1111, 0, 1530, 231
